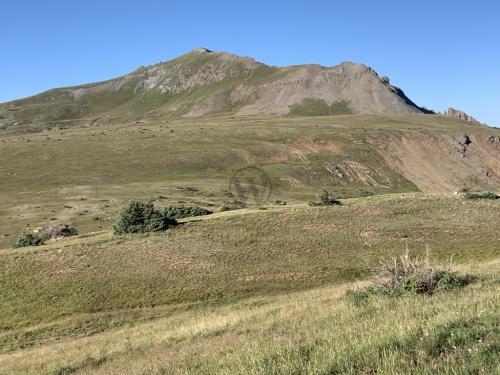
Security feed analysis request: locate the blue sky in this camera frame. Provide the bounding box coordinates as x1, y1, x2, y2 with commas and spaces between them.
1, 1, 499, 126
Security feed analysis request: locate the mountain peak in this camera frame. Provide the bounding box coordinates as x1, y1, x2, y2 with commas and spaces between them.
190, 47, 213, 54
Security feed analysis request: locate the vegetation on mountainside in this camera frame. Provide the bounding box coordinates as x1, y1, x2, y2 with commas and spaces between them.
49, 224, 79, 238
464, 191, 499, 200
163, 204, 212, 219
308, 190, 342, 206
12, 224, 79, 248
12, 231, 49, 248
113, 200, 177, 234
288, 98, 353, 116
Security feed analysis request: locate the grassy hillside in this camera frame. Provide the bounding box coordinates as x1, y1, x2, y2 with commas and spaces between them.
1, 194, 499, 352
1, 113, 499, 249
0, 193, 498, 374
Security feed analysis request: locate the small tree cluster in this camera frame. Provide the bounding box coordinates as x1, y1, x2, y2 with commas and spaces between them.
12, 223, 79, 248
309, 190, 342, 206
12, 232, 49, 248
113, 200, 177, 234
163, 205, 212, 219
464, 191, 498, 200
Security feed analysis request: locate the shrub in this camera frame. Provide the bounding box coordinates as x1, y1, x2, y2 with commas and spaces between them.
463, 191, 498, 200
457, 186, 470, 193
113, 200, 177, 234
163, 205, 212, 219
215, 199, 246, 212
346, 252, 474, 303
12, 231, 49, 248
50, 224, 78, 239
308, 190, 342, 206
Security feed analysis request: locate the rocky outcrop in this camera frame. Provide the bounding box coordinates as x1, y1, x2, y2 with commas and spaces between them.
444, 108, 481, 124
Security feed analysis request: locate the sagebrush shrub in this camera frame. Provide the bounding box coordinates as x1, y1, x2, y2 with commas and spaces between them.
347, 252, 474, 304
371, 252, 473, 295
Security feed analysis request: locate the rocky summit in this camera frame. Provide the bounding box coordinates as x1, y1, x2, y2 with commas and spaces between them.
444, 107, 481, 124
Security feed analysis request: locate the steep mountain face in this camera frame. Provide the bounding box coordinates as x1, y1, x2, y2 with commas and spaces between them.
0, 49, 430, 130
444, 108, 481, 124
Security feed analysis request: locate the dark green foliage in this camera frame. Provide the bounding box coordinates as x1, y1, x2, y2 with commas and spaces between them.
289, 98, 353, 116
50, 224, 79, 239
12, 232, 49, 248
113, 200, 177, 234
457, 186, 470, 193
308, 190, 342, 206
347, 254, 475, 303
464, 191, 498, 200
163, 205, 212, 219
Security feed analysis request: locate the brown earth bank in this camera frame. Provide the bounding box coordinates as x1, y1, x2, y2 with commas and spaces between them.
375, 133, 500, 192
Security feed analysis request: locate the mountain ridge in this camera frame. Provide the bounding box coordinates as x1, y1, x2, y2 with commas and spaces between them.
0, 49, 436, 130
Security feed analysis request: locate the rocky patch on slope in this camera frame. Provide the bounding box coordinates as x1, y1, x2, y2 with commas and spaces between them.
444, 108, 481, 124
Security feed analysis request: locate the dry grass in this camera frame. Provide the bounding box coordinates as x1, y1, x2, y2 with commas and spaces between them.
0, 260, 497, 374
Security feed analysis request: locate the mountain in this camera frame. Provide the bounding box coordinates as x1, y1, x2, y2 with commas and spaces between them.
0, 48, 432, 130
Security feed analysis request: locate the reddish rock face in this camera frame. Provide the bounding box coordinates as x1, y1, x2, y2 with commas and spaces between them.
444, 108, 481, 124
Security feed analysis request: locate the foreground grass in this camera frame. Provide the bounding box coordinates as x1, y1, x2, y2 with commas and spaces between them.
0, 260, 497, 375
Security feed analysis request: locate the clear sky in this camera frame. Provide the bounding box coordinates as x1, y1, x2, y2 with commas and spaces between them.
1, 1, 499, 126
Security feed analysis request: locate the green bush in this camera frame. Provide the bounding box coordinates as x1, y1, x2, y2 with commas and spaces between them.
12, 232, 49, 248
464, 191, 498, 200
113, 200, 177, 234
308, 190, 342, 206
163, 205, 212, 219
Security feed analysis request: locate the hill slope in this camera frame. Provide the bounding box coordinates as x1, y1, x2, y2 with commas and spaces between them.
0, 49, 430, 130
0, 194, 499, 374
0, 114, 499, 248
